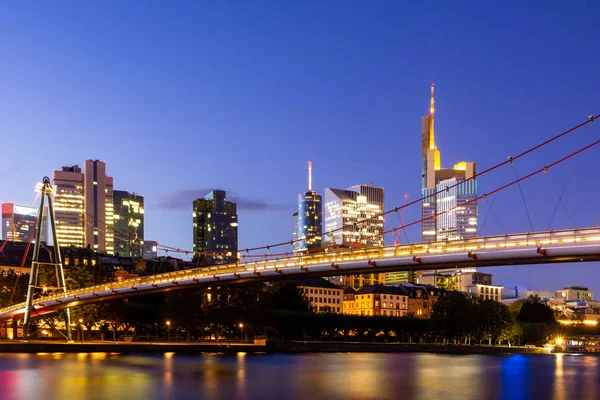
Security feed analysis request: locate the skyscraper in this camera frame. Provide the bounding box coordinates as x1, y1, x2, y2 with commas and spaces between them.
84, 160, 114, 254
295, 162, 323, 252
324, 184, 384, 289
113, 191, 144, 257
193, 190, 238, 265
324, 184, 384, 247
52, 165, 85, 248
421, 84, 477, 242
1, 203, 48, 243
52, 160, 115, 253
292, 212, 300, 252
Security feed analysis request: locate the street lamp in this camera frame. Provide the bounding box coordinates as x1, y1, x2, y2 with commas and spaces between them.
239, 323, 244, 342
166, 321, 171, 343
79, 319, 84, 342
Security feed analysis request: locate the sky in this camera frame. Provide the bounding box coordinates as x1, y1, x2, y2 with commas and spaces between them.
1, 0, 600, 296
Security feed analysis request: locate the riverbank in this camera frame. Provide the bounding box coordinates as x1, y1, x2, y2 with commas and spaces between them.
0, 340, 553, 355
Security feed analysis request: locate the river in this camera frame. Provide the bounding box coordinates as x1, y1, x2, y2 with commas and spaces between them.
0, 352, 597, 399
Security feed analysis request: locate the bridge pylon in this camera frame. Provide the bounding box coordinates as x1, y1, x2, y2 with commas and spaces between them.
22, 177, 73, 341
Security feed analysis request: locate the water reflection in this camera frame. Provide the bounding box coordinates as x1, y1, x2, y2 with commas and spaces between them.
0, 352, 597, 399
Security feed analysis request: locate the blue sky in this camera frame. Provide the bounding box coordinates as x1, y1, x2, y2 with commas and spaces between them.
1, 1, 600, 295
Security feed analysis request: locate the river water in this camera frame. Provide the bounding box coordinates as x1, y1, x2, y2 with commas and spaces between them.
0, 352, 597, 399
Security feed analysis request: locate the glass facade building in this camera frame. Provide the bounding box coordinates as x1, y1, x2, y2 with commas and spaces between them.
113, 190, 144, 257
193, 190, 238, 265
1, 203, 48, 243
324, 184, 385, 290
421, 84, 478, 242
324, 185, 384, 247
297, 191, 322, 252
143, 240, 158, 260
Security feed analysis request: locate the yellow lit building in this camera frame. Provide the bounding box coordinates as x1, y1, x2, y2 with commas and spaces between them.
344, 285, 409, 317
297, 278, 344, 313
52, 160, 115, 254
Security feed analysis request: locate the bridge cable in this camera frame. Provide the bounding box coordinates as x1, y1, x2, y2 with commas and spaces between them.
478, 167, 509, 236
378, 136, 600, 238
51, 113, 600, 261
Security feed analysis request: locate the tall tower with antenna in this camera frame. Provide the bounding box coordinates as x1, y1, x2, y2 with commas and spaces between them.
294, 161, 323, 252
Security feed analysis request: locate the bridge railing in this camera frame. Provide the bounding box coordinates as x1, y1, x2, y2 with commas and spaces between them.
3, 227, 600, 315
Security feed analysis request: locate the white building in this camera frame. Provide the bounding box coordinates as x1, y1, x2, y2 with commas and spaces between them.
52, 160, 114, 253
324, 184, 384, 289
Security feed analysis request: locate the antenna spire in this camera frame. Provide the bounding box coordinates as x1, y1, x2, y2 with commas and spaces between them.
429, 83, 435, 149
308, 161, 312, 191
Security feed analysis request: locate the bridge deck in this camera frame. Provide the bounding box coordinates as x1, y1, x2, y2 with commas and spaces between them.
1, 227, 600, 320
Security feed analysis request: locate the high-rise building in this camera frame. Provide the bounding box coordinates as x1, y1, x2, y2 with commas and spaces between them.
52, 160, 114, 253
193, 190, 238, 265
292, 212, 300, 252
324, 184, 384, 247
143, 240, 158, 260
324, 184, 384, 289
52, 165, 85, 248
1, 203, 48, 243
113, 191, 144, 257
421, 84, 478, 242
84, 160, 114, 254
295, 162, 323, 252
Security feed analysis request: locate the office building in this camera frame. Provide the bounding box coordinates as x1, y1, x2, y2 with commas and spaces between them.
418, 269, 503, 302
84, 160, 114, 254
193, 190, 238, 265
52, 165, 85, 248
556, 286, 593, 301
113, 191, 144, 257
52, 160, 114, 253
143, 240, 158, 260
324, 184, 384, 247
324, 184, 384, 289
1, 203, 48, 243
295, 162, 322, 252
292, 212, 300, 252
297, 278, 343, 313
421, 84, 477, 243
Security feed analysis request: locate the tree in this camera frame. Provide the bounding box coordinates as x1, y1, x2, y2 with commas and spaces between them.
478, 300, 511, 345
431, 291, 473, 344
271, 282, 312, 312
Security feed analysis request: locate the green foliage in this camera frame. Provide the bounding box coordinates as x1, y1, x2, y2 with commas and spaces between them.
271, 282, 312, 312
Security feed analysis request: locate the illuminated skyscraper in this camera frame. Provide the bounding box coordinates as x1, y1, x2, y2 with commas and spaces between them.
52, 165, 85, 248
84, 160, 114, 254
292, 212, 300, 252
421, 84, 478, 242
324, 184, 384, 247
193, 190, 238, 265
324, 184, 384, 289
1, 203, 48, 243
113, 191, 144, 257
295, 162, 323, 252
52, 160, 115, 253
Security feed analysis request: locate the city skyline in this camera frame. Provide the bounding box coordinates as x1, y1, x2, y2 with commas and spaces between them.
1, 1, 600, 296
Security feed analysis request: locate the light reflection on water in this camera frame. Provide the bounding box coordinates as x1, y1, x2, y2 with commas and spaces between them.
0, 352, 597, 399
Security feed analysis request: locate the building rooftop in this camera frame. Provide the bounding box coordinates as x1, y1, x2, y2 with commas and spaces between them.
357, 284, 408, 296
295, 277, 342, 290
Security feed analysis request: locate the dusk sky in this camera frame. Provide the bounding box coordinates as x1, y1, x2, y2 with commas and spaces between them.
1, 1, 600, 295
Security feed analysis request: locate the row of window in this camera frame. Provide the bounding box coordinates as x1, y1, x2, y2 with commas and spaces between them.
302, 288, 340, 296
310, 297, 340, 304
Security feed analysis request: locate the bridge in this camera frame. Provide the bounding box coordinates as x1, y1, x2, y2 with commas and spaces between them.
0, 227, 600, 320
0, 113, 599, 334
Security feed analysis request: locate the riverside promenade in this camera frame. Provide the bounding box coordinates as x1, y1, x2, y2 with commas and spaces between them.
0, 340, 550, 355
